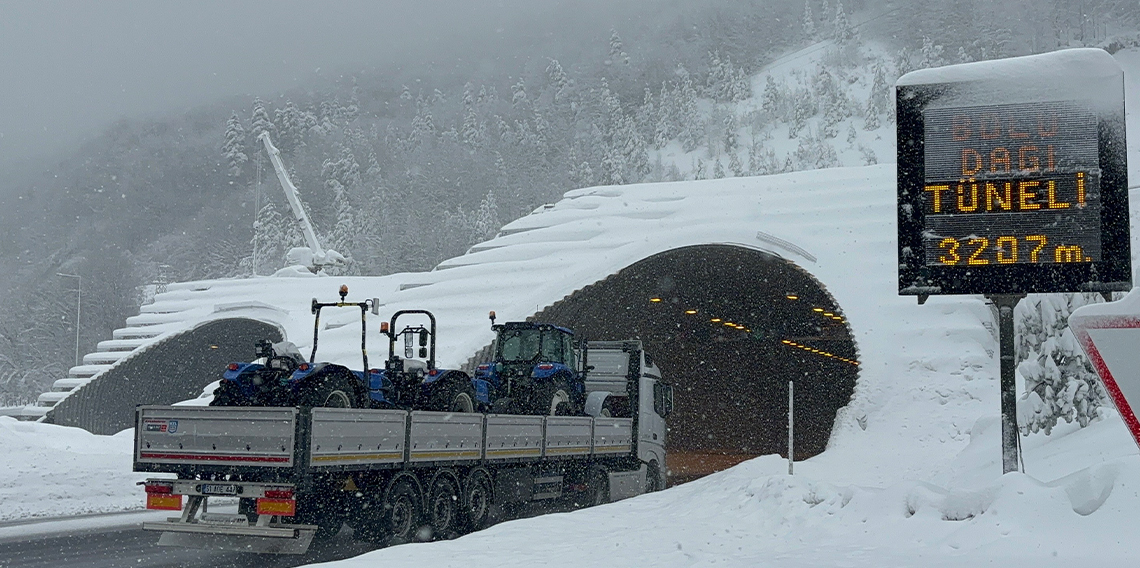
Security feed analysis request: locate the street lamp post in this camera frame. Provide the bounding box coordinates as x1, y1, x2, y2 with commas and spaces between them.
56, 273, 81, 368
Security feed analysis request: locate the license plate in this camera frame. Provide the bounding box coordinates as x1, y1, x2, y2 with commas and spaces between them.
200, 483, 238, 495
199, 513, 249, 526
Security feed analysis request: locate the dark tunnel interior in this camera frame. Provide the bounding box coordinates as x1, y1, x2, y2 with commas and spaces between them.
532, 244, 860, 484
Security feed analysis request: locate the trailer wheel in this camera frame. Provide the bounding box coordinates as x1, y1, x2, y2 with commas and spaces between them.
299, 372, 358, 408
382, 478, 423, 545
462, 469, 493, 532
426, 474, 461, 540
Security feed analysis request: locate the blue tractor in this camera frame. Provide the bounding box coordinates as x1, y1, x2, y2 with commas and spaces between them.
210, 286, 481, 411
474, 312, 587, 416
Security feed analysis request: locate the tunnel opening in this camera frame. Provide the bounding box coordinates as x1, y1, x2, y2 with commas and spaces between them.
532, 244, 859, 484
47, 318, 283, 435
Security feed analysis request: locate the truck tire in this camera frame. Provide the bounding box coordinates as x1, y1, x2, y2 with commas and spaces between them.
646, 461, 663, 492
461, 469, 493, 532
427, 375, 476, 413
298, 372, 358, 408
381, 478, 423, 545
426, 473, 461, 540
583, 467, 609, 507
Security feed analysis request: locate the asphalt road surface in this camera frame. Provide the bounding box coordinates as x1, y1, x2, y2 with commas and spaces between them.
0, 514, 377, 568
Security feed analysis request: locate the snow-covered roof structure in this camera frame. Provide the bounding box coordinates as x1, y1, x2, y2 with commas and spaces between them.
33, 162, 1008, 485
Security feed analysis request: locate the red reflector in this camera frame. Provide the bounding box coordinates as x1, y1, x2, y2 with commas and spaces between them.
537, 364, 554, 370
257, 498, 296, 516
144, 483, 174, 494
298, 363, 310, 371
264, 489, 293, 499
226, 363, 239, 371
428, 369, 439, 376
477, 364, 490, 371
147, 494, 182, 511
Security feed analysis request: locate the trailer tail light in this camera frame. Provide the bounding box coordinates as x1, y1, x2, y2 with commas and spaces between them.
264, 488, 294, 499
257, 498, 296, 516
227, 363, 239, 371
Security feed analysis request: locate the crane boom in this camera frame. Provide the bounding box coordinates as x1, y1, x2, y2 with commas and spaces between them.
257, 132, 326, 258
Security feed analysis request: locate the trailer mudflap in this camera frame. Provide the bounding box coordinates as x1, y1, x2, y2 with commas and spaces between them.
145, 520, 317, 554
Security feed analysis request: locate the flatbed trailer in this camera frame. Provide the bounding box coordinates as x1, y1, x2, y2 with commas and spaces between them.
135, 341, 672, 554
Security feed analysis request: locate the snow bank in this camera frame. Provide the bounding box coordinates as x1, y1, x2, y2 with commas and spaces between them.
0, 417, 156, 522
314, 414, 1139, 568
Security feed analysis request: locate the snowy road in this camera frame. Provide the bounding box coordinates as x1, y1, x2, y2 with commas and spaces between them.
0, 513, 377, 568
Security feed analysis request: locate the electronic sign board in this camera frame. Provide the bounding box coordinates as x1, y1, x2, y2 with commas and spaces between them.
897, 48, 1131, 296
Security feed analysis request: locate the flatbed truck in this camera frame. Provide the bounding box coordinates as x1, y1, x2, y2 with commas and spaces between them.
134, 341, 672, 554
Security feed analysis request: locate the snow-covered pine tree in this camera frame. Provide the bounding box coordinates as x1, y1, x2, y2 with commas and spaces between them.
511, 79, 528, 109
471, 189, 499, 242
712, 158, 726, 178
802, 1, 816, 38
607, 29, 630, 67
762, 75, 783, 121
274, 100, 304, 152
863, 96, 882, 130
677, 73, 703, 152
249, 98, 275, 141
247, 199, 287, 274
728, 150, 744, 177
222, 112, 248, 179
1016, 294, 1108, 435
920, 36, 946, 69
693, 158, 706, 180
834, 1, 856, 44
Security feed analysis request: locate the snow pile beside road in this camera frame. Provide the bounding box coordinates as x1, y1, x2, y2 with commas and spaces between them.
0, 418, 151, 522
315, 411, 1140, 568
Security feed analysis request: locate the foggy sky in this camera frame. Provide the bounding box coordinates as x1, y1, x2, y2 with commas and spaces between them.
0, 0, 640, 171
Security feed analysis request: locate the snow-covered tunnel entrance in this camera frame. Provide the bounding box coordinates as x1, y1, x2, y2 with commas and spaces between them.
529, 244, 858, 483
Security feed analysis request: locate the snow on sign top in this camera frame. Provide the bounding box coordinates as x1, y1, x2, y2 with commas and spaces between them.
897, 48, 1122, 102
896, 48, 1130, 296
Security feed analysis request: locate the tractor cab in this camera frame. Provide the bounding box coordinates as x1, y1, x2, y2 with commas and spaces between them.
478, 313, 587, 415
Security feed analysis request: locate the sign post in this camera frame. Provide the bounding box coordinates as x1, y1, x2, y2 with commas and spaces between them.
896, 48, 1130, 473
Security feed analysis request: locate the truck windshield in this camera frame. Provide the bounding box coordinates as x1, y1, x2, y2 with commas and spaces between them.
498, 329, 542, 361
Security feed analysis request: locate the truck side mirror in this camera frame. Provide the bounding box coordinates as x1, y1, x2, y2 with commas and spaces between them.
371, 299, 380, 315
419, 347, 428, 358
419, 329, 429, 347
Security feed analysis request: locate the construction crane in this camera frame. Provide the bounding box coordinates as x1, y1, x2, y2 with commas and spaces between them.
258, 132, 345, 273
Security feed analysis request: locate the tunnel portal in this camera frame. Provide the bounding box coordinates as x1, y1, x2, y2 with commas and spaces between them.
533, 244, 860, 484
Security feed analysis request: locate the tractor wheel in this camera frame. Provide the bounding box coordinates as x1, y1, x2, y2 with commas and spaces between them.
208, 380, 244, 407
298, 372, 359, 408
535, 378, 577, 416
427, 375, 476, 413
